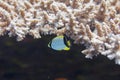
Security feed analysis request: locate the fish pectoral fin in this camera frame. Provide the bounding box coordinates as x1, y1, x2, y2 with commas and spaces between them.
64, 46, 70, 51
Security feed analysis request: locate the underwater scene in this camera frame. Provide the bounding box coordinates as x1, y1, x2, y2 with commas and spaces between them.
0, 35, 120, 80
0, 0, 120, 80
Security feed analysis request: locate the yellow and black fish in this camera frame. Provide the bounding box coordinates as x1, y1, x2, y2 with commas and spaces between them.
48, 35, 71, 51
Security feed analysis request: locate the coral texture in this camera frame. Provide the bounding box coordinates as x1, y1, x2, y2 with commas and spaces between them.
0, 0, 120, 64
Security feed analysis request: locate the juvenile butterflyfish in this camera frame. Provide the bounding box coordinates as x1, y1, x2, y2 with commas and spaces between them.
48, 35, 71, 51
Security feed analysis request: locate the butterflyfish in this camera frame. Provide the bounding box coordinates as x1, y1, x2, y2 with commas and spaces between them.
48, 35, 71, 51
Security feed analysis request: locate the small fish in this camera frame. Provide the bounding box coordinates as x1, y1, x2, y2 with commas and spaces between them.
48, 35, 71, 51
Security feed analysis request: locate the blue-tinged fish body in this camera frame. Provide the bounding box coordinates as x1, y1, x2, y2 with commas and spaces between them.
48, 35, 71, 51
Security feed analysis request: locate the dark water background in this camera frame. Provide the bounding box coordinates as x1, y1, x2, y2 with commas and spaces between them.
0, 35, 120, 80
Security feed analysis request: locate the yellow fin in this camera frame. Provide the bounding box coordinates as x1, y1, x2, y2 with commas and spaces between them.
67, 41, 71, 47
64, 46, 70, 51
56, 35, 64, 39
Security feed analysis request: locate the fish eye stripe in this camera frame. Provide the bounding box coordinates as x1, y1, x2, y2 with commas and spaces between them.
63, 36, 70, 47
